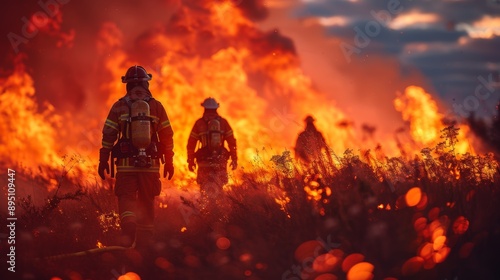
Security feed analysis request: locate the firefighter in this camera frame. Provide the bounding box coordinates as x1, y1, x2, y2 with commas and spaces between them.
295, 115, 328, 164
187, 97, 237, 196
98, 65, 174, 248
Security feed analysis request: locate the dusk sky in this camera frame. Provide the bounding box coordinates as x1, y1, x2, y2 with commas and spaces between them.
279, 0, 500, 119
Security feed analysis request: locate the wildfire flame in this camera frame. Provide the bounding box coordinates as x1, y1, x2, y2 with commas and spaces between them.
394, 86, 474, 155
0, 0, 484, 192
2, 3, 498, 279
94, 2, 350, 185
0, 60, 62, 169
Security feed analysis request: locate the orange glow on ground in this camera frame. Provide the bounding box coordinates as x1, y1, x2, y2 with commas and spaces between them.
401, 256, 424, 276
419, 242, 434, 260
405, 187, 422, 207
433, 246, 451, 263
423, 257, 436, 270
155, 257, 173, 271
313, 253, 342, 273
342, 253, 365, 273
431, 226, 445, 241
239, 253, 252, 262
315, 273, 339, 280
453, 216, 470, 235
117, 272, 141, 280
414, 217, 428, 233
295, 240, 323, 262
346, 262, 374, 280
433, 235, 447, 251
216, 237, 231, 250
428, 207, 440, 221
415, 192, 428, 210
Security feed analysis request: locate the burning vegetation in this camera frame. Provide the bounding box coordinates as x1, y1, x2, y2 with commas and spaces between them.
1, 0, 500, 279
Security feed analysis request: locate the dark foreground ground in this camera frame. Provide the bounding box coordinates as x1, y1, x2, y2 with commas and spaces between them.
3, 149, 500, 280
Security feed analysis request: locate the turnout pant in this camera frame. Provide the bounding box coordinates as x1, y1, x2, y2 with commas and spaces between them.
197, 165, 228, 194
114, 171, 161, 247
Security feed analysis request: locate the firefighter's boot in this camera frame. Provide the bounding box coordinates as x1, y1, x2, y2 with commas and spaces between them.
135, 224, 154, 250
119, 222, 137, 248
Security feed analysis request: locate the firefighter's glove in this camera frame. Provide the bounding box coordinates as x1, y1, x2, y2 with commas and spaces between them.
188, 158, 196, 172
98, 149, 110, 180
230, 159, 238, 170
98, 161, 109, 180
163, 160, 174, 180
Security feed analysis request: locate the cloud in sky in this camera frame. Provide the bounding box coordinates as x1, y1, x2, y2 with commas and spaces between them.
294, 0, 500, 118
457, 15, 500, 38
388, 10, 440, 30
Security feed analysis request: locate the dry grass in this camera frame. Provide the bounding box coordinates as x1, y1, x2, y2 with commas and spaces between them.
7, 126, 500, 279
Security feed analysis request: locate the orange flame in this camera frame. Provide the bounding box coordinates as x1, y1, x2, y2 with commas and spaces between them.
93, 4, 351, 189
0, 1, 487, 193
0, 61, 64, 181
394, 86, 474, 154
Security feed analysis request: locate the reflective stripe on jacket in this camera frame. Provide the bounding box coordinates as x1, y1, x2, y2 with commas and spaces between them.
101, 97, 174, 172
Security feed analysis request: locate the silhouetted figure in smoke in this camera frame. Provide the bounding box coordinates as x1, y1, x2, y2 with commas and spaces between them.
187, 97, 237, 198
98, 65, 174, 248
295, 115, 329, 164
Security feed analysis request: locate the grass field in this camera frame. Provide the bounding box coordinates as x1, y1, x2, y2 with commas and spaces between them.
3, 127, 500, 280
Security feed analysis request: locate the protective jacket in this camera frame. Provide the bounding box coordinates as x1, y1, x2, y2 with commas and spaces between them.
187, 111, 236, 165
101, 96, 174, 173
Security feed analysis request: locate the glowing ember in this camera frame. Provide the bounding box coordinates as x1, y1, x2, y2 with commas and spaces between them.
117, 272, 141, 280
452, 216, 470, 235
413, 217, 427, 233
315, 274, 338, 280
216, 237, 231, 250
342, 253, 365, 273
416, 192, 428, 210
295, 240, 323, 263
419, 242, 433, 260
405, 187, 422, 207
346, 262, 374, 280
313, 253, 341, 273
401, 256, 424, 276
433, 236, 447, 251
155, 257, 173, 271
433, 246, 450, 263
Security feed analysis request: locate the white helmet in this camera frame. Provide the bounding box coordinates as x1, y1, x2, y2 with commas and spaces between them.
201, 97, 220, 109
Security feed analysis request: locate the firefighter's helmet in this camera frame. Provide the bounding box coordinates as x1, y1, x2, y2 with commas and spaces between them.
201, 97, 220, 109
122, 65, 153, 83
304, 115, 315, 123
